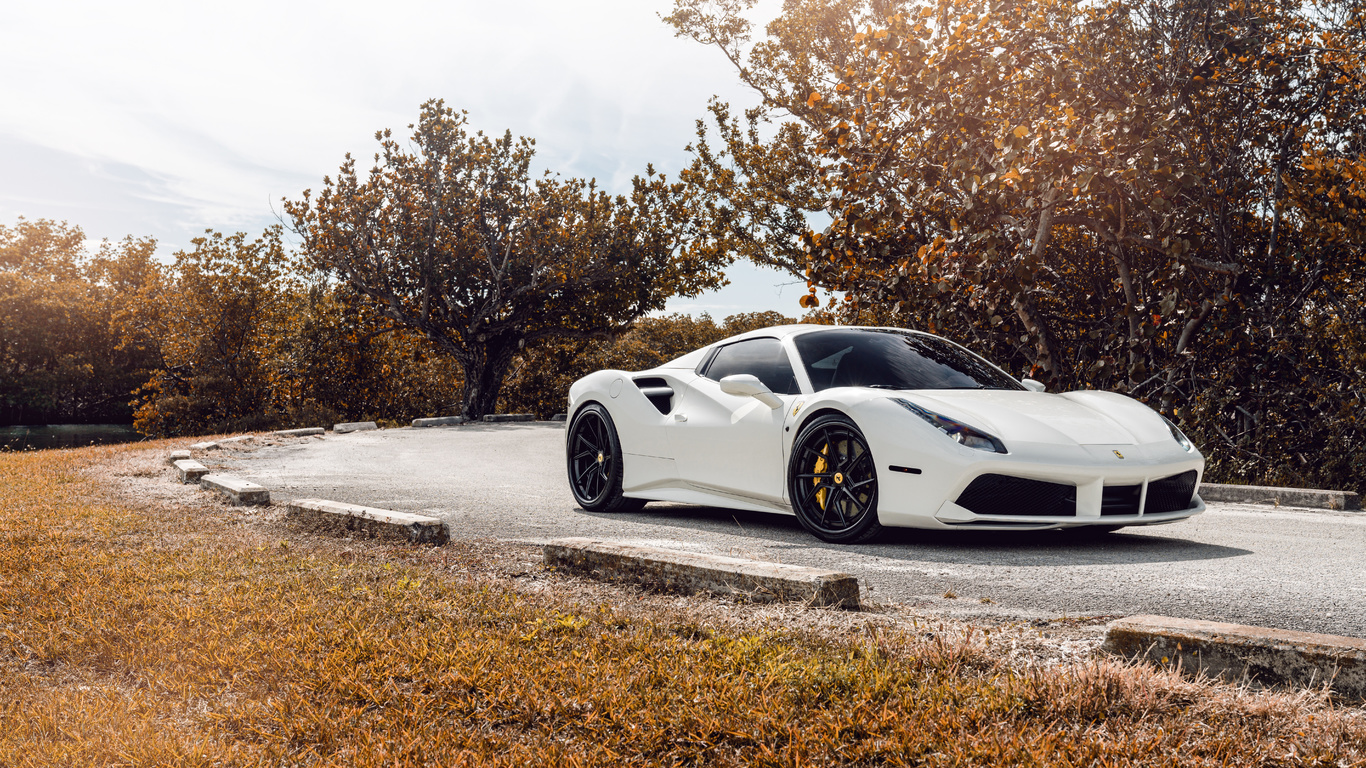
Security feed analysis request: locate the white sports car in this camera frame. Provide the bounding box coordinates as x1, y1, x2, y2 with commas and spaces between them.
565, 325, 1204, 543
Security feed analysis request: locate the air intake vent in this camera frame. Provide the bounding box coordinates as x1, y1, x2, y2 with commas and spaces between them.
632, 377, 674, 415
1145, 470, 1198, 514
955, 474, 1077, 517
1101, 484, 1142, 516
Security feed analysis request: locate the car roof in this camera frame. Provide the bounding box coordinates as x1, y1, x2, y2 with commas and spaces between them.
655, 324, 938, 370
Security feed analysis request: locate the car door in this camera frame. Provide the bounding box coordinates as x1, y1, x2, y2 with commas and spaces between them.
669, 337, 801, 504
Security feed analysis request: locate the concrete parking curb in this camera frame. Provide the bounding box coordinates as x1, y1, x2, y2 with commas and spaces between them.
334, 421, 378, 434
274, 427, 325, 437
286, 498, 449, 545
412, 416, 467, 427
483, 414, 536, 423
543, 537, 860, 609
200, 474, 270, 506
189, 441, 218, 451
173, 459, 209, 484
1202, 482, 1360, 511
1103, 615, 1366, 702
167, 449, 191, 464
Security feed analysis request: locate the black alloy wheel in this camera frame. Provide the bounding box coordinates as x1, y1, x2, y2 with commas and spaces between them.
788, 413, 883, 544
566, 403, 643, 513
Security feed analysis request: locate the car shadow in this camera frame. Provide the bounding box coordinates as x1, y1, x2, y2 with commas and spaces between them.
575, 502, 1253, 567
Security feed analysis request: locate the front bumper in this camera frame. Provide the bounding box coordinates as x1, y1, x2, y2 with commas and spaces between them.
874, 438, 1205, 531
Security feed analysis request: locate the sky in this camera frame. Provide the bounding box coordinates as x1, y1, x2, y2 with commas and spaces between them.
0, 0, 814, 317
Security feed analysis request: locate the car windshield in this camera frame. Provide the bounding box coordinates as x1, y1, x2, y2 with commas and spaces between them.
794, 328, 1025, 391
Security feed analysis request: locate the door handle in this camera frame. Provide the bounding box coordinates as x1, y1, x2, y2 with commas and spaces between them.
674, 413, 688, 422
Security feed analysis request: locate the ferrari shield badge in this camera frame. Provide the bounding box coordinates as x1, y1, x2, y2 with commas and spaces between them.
792, 400, 804, 416
1113, 450, 1125, 459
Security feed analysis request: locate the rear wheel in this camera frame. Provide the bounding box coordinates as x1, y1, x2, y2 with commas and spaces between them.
788, 414, 883, 544
566, 403, 644, 513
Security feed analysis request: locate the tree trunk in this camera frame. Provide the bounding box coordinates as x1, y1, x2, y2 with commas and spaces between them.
457, 341, 520, 420
1110, 243, 1142, 391
1015, 187, 1064, 382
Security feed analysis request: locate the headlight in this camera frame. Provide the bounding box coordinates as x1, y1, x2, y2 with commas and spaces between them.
1162, 414, 1194, 452
891, 398, 1007, 454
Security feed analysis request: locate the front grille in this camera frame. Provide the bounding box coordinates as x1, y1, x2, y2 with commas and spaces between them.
1101, 485, 1142, 516
955, 474, 1077, 517
1145, 470, 1199, 514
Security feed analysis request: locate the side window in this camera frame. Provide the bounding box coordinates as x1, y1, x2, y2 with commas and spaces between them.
703, 338, 800, 395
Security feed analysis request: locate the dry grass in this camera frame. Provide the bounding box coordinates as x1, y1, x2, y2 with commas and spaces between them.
0, 444, 1363, 766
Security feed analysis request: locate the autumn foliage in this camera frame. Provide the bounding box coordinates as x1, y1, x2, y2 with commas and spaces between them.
287, 100, 728, 419
670, 0, 1366, 492
4, 102, 735, 435
122, 227, 466, 437
1, 219, 159, 425
1, 219, 465, 437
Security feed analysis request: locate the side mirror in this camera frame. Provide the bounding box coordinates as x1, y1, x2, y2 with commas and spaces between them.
719, 374, 784, 409
1021, 378, 1047, 393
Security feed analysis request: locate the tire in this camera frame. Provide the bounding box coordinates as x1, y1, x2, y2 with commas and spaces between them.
566, 403, 644, 513
788, 413, 883, 544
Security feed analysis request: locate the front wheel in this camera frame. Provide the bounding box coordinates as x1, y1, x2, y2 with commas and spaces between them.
788, 414, 883, 544
566, 403, 644, 513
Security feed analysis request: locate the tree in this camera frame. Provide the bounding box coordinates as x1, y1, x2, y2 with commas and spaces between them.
127, 228, 291, 436
666, 0, 882, 281
800, 0, 1363, 389
671, 0, 1366, 491
286, 100, 729, 419
266, 283, 464, 425
0, 218, 159, 425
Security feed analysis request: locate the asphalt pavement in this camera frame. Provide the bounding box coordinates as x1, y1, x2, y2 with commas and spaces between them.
223, 423, 1366, 638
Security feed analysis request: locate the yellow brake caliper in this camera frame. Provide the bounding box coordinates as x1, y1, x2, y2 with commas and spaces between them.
813, 443, 828, 510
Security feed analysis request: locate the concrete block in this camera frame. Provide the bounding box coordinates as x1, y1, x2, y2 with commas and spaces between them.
173, 459, 209, 484
544, 537, 860, 609
287, 498, 449, 545
217, 435, 252, 446
199, 474, 270, 506
482, 414, 535, 423
1103, 615, 1366, 702
167, 449, 191, 464
189, 441, 219, 451
412, 416, 467, 427
550, 413, 567, 422
1200, 483, 1359, 510
274, 427, 325, 437
333, 421, 378, 434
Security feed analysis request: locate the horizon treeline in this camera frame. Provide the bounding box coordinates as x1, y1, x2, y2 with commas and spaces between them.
2, 212, 1365, 494
0, 217, 792, 433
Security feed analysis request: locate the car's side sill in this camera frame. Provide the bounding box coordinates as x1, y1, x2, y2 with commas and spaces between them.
624, 483, 794, 516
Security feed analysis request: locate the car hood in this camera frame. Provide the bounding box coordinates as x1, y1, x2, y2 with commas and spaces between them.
899, 389, 1167, 446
